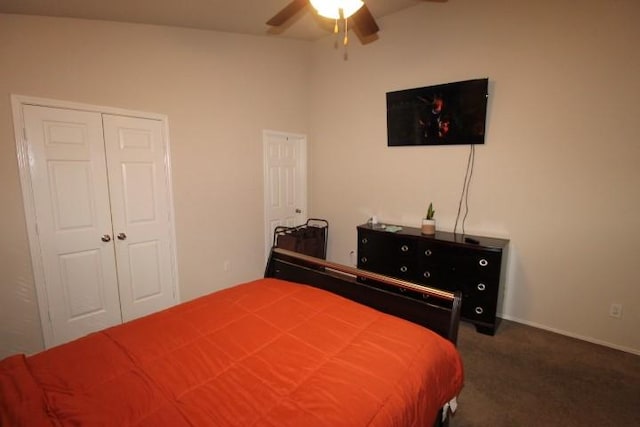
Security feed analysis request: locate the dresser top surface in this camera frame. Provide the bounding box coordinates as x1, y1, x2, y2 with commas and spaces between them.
358, 223, 509, 250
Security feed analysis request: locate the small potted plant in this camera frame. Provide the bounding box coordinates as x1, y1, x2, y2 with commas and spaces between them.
421, 202, 436, 235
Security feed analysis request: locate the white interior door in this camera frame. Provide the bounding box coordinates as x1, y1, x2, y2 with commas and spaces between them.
16, 97, 180, 348
103, 114, 177, 321
23, 105, 123, 345
263, 131, 307, 259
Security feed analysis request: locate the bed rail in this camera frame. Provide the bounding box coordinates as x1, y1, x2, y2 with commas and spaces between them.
265, 247, 462, 344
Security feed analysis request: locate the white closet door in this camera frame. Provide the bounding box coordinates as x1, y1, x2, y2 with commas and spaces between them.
103, 115, 176, 321
23, 105, 122, 346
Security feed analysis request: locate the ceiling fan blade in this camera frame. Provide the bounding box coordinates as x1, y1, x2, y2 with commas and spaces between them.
350, 4, 379, 38
266, 0, 309, 26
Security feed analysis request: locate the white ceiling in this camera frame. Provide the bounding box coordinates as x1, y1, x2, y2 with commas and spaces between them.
0, 0, 430, 41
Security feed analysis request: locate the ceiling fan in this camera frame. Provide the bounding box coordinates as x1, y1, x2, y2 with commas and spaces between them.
266, 0, 448, 43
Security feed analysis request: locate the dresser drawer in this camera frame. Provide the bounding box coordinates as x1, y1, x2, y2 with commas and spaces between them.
451, 248, 501, 280
416, 240, 452, 288
358, 230, 418, 277
462, 297, 497, 323
357, 230, 388, 273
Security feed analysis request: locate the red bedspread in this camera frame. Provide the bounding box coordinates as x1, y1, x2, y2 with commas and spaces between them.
1, 278, 463, 426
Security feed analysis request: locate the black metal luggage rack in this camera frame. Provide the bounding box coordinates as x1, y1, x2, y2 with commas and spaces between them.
272, 218, 328, 260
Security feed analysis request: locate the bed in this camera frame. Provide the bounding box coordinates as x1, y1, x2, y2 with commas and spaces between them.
0, 248, 463, 427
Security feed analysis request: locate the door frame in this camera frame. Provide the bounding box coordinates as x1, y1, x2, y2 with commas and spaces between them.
262, 130, 308, 260
11, 94, 181, 348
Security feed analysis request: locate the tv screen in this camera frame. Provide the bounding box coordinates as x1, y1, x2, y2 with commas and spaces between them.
386, 78, 489, 146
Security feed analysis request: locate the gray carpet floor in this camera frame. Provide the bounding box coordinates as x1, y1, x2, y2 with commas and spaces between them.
451, 320, 640, 426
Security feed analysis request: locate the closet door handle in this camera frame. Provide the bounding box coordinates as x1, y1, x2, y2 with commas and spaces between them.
101, 234, 111, 242
117, 233, 127, 240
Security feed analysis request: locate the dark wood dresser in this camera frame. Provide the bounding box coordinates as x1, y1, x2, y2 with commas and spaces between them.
357, 223, 509, 335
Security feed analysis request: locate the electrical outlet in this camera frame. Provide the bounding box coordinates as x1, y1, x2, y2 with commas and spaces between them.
223, 260, 231, 272
609, 303, 622, 319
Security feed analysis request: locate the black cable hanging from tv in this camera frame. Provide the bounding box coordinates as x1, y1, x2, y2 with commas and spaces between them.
454, 144, 475, 235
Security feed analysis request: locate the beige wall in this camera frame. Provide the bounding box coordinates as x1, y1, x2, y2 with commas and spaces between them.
2, 0, 639, 358
309, 0, 640, 353
0, 14, 310, 357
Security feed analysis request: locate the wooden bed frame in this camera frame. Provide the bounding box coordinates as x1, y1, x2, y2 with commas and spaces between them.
266, 248, 463, 427
0, 247, 462, 427
265, 247, 462, 345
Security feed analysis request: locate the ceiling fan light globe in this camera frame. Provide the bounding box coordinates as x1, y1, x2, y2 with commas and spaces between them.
309, 0, 364, 19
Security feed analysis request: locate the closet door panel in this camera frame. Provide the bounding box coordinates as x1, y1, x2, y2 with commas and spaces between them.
23, 105, 122, 346
103, 114, 176, 321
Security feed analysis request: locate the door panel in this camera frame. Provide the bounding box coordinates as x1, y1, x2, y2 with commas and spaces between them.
60, 250, 108, 319
122, 162, 157, 223
48, 161, 95, 230
103, 114, 176, 321
23, 105, 122, 346
128, 241, 163, 301
263, 131, 307, 258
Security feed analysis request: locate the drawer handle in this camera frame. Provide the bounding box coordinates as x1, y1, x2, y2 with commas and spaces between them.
400, 266, 408, 273
479, 258, 489, 267
423, 271, 431, 279
360, 256, 368, 263
361, 238, 368, 244
424, 249, 432, 256
475, 307, 484, 315
477, 283, 486, 291
401, 245, 409, 252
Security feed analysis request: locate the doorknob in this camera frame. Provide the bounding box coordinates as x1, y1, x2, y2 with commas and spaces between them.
117, 233, 127, 240
101, 234, 111, 242
295, 208, 302, 213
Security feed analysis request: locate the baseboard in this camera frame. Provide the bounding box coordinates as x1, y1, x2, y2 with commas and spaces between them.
498, 314, 640, 357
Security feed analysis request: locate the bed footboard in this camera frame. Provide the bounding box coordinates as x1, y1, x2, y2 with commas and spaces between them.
265, 248, 462, 344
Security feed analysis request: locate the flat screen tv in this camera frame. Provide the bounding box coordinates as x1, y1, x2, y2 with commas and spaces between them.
386, 78, 489, 146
